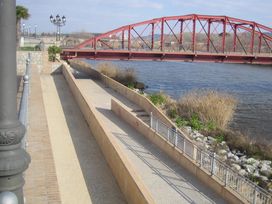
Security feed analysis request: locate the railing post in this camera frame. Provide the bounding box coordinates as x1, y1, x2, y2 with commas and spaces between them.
199, 149, 202, 167
19, 55, 31, 149
167, 129, 170, 141
253, 186, 258, 204
174, 132, 178, 147
150, 112, 153, 128
155, 118, 158, 132
224, 169, 229, 186
211, 152, 216, 175
183, 137, 186, 153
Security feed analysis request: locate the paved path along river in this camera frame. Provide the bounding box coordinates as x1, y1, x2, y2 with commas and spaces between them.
41, 74, 126, 204
76, 75, 227, 204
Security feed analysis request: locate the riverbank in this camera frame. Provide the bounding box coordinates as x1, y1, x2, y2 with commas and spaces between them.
85, 59, 272, 141
90, 61, 272, 192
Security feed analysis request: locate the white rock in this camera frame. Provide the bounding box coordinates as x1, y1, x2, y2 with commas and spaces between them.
220, 141, 226, 146
231, 164, 241, 171
253, 170, 260, 177
262, 160, 272, 166
240, 156, 247, 163
259, 160, 272, 169
196, 137, 203, 142
205, 144, 210, 150
218, 149, 228, 155
260, 165, 272, 177
227, 152, 235, 158
259, 175, 269, 182
207, 136, 215, 141
239, 169, 248, 176
247, 158, 258, 165
244, 164, 256, 174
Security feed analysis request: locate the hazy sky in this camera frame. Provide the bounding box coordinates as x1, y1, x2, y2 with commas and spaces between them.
16, 0, 272, 34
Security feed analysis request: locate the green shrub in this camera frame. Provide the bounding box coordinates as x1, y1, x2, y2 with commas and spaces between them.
148, 92, 167, 106
189, 114, 204, 130
19, 46, 36, 51
215, 134, 225, 143
48, 45, 61, 62
175, 117, 189, 128
167, 108, 178, 119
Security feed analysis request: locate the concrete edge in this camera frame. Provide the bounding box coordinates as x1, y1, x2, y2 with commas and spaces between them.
61, 62, 155, 204
111, 98, 247, 204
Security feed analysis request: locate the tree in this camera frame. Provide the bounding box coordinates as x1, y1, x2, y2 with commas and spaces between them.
16, 5, 30, 48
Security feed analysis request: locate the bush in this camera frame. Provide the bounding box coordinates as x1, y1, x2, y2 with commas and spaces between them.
177, 90, 237, 129
175, 117, 188, 127
148, 92, 167, 106
97, 63, 118, 78
97, 62, 137, 86
48, 45, 61, 62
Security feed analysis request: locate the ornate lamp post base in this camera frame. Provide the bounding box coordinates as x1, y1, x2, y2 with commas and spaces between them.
0, 0, 30, 203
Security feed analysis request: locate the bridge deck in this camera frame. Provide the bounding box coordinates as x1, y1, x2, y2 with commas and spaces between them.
40, 74, 126, 204
76, 76, 227, 204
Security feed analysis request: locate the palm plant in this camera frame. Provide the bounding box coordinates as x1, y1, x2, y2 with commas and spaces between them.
16, 5, 30, 48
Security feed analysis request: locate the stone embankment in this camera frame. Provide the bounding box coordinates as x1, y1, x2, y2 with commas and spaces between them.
184, 126, 272, 192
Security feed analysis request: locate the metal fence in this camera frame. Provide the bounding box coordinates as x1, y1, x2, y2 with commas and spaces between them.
150, 113, 272, 204
19, 53, 31, 149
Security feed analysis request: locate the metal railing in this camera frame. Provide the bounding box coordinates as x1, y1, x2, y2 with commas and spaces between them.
150, 113, 272, 204
19, 53, 31, 149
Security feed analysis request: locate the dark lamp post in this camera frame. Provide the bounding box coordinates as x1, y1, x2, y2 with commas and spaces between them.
0, 0, 30, 203
50, 14, 66, 41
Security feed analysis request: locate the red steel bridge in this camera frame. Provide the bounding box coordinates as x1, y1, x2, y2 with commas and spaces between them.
61, 14, 272, 64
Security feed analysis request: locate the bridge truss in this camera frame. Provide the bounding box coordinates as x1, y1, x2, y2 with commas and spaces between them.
62, 14, 272, 64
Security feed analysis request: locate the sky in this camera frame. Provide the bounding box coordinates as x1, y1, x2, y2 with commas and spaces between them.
17, 0, 272, 34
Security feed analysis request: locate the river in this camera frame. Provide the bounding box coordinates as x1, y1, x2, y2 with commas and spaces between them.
85, 60, 272, 141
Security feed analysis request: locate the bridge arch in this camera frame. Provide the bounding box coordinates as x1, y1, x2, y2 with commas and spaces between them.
62, 14, 272, 64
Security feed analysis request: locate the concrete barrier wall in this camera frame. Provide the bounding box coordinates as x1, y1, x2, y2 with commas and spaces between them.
62, 64, 155, 204
111, 99, 246, 204
68, 60, 180, 131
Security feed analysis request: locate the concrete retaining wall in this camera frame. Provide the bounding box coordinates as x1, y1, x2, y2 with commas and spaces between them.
62, 63, 155, 204
68, 59, 189, 138
111, 99, 246, 204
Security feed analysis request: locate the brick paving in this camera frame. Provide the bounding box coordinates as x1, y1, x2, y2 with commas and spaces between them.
24, 64, 61, 204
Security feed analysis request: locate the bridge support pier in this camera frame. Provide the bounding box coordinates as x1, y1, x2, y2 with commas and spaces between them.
0, 0, 30, 203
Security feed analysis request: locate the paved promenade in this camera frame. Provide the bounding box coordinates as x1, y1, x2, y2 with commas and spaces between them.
76, 77, 227, 204
40, 74, 126, 204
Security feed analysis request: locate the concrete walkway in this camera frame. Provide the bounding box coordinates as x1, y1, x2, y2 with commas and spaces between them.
76, 77, 227, 204
24, 65, 61, 204
41, 74, 126, 204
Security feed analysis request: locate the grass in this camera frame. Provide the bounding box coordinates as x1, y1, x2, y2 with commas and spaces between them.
148, 92, 167, 106
177, 90, 237, 129
97, 62, 137, 87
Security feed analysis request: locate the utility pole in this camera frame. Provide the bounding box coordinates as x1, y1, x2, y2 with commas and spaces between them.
0, 0, 30, 203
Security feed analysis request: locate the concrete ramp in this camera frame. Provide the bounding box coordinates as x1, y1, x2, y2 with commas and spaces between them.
75, 77, 227, 204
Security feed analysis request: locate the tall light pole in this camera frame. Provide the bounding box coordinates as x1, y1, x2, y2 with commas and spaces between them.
34, 25, 37, 38
50, 14, 66, 41
0, 0, 30, 203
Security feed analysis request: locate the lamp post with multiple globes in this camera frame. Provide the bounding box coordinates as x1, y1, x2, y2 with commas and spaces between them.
50, 14, 66, 41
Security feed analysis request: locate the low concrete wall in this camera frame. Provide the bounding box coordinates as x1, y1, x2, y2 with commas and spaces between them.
62, 63, 155, 204
68, 60, 189, 138
111, 99, 246, 204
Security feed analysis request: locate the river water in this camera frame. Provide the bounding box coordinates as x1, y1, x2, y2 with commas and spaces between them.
85, 60, 272, 141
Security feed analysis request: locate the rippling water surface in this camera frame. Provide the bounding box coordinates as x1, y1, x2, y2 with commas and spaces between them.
86, 60, 272, 141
